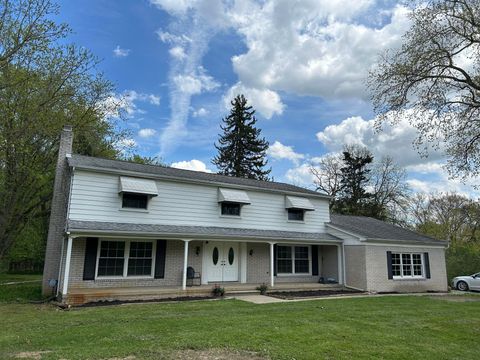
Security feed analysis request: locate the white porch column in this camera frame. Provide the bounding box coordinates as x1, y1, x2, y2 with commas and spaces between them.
62, 236, 73, 295
337, 244, 344, 285
269, 242, 275, 287
182, 240, 191, 290
240, 242, 247, 283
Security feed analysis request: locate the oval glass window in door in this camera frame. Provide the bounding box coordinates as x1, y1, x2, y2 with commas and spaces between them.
212, 247, 219, 265
228, 247, 234, 265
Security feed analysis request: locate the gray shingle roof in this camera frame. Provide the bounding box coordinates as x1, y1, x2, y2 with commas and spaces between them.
68, 220, 341, 242
329, 215, 446, 245
68, 154, 328, 198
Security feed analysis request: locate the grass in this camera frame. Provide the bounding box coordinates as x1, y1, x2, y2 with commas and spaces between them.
0, 273, 43, 303
0, 275, 479, 359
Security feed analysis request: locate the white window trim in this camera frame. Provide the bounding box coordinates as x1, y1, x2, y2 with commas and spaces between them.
95, 239, 156, 280
277, 245, 312, 276
286, 209, 306, 223
392, 252, 425, 280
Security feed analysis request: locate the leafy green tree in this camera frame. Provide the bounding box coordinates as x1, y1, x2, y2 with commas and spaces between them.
0, 0, 128, 260
368, 0, 480, 183
212, 94, 271, 180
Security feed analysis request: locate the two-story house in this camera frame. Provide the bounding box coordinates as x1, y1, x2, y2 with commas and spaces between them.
42, 126, 448, 305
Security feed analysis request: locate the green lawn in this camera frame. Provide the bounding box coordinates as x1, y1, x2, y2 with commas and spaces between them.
0, 273, 43, 303
0, 278, 479, 359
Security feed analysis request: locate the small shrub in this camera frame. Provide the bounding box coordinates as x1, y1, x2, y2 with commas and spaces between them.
256, 283, 268, 295
212, 284, 225, 297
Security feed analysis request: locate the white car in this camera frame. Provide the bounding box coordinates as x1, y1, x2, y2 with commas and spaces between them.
452, 272, 480, 291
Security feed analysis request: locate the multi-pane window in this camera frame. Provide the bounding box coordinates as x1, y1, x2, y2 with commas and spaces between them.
127, 242, 153, 276
97, 240, 154, 278
294, 246, 309, 273
122, 193, 148, 209
390, 253, 424, 278
97, 241, 125, 276
277, 245, 310, 274
277, 246, 293, 273
287, 209, 304, 221
221, 203, 241, 216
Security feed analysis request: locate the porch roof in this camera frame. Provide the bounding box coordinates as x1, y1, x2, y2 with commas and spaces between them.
68, 220, 341, 243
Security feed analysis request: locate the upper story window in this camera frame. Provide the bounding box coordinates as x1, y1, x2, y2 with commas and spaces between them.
122, 193, 148, 209
221, 202, 241, 216
218, 188, 250, 217
287, 209, 304, 221
118, 176, 158, 210
285, 196, 315, 222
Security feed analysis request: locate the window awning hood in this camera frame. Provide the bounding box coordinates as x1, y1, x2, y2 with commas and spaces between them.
218, 188, 251, 204
119, 176, 158, 196
285, 196, 315, 211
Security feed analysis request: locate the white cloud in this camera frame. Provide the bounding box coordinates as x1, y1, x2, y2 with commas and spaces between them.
99, 90, 161, 119
148, 94, 161, 106
316, 112, 445, 168
159, 9, 222, 155
268, 141, 304, 164
171, 159, 212, 172
285, 163, 316, 189
229, 1, 410, 98
192, 107, 208, 117
113, 45, 130, 57
173, 69, 219, 95
156, 30, 191, 45
138, 128, 157, 138
311, 113, 479, 197
115, 138, 137, 154
169, 46, 187, 60
224, 82, 285, 119
150, 0, 197, 15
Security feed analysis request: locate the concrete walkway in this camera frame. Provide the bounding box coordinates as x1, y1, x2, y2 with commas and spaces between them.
232, 291, 478, 304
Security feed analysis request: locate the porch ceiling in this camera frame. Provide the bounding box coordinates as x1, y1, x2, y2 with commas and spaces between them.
68, 220, 342, 243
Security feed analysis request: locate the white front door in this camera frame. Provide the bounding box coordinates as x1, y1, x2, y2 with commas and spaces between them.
205, 242, 239, 282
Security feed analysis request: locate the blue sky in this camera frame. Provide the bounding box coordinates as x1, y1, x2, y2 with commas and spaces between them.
57, 0, 478, 197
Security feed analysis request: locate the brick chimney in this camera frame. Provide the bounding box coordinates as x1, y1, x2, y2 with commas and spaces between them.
42, 125, 73, 296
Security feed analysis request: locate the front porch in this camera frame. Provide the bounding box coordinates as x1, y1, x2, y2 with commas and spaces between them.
67, 282, 343, 305
61, 236, 344, 305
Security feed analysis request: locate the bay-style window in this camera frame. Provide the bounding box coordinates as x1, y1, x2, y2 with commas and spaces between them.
277, 245, 310, 275
96, 240, 155, 278
390, 252, 424, 278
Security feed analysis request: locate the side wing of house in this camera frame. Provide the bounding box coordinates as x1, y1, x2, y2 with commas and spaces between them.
327, 216, 448, 293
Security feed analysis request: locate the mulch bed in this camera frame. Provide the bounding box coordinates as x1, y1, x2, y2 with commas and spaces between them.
74, 295, 217, 308
267, 289, 363, 300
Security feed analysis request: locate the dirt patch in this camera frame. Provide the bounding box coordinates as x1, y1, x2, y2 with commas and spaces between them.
75, 296, 217, 308
171, 349, 267, 359
268, 289, 363, 300
430, 295, 480, 302
15, 351, 51, 359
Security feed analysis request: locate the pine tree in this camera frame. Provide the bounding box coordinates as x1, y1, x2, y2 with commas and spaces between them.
213, 94, 271, 180
334, 146, 373, 215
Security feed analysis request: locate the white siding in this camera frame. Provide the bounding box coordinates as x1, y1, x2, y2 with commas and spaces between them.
69, 170, 330, 233
325, 227, 363, 245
